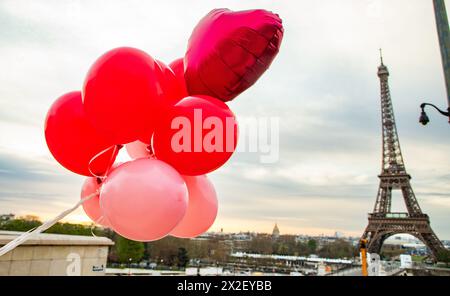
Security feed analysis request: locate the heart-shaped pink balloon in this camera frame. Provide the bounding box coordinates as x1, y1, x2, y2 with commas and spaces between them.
184, 8, 283, 102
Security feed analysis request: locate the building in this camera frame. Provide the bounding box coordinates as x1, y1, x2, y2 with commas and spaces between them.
272, 223, 280, 239
0, 214, 14, 222
334, 231, 344, 239
0, 230, 113, 276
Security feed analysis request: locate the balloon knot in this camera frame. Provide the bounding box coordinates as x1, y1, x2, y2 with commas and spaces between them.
146, 145, 154, 156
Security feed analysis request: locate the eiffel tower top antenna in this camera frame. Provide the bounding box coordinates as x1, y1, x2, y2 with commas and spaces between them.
379, 48, 384, 65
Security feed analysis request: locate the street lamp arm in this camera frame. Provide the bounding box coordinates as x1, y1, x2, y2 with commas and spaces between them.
418, 102, 450, 125
420, 103, 450, 116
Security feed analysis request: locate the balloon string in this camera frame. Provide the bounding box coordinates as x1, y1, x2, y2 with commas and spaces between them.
90, 215, 108, 237
0, 191, 99, 257
88, 144, 123, 179
105, 144, 123, 175
90, 224, 98, 238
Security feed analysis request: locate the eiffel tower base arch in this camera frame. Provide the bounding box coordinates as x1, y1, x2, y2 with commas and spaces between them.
361, 215, 444, 260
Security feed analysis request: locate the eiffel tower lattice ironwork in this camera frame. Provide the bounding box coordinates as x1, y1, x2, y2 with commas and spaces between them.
361, 53, 445, 260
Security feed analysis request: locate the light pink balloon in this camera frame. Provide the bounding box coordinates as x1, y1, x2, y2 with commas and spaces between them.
170, 175, 218, 238
80, 178, 111, 227
125, 140, 152, 159
100, 158, 188, 241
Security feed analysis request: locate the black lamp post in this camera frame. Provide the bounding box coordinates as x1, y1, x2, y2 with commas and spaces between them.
419, 103, 450, 125
421, 1, 450, 125
128, 258, 132, 276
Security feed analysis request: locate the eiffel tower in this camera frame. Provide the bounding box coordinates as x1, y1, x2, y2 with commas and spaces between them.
361, 52, 445, 260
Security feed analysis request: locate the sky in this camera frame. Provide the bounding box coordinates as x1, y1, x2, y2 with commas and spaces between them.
0, 0, 449, 239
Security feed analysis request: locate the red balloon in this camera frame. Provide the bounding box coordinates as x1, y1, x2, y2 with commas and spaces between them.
153, 95, 238, 176
137, 59, 187, 143
83, 47, 167, 144
89, 144, 121, 177
168, 58, 188, 98
157, 59, 187, 104
45, 91, 117, 176
184, 9, 284, 102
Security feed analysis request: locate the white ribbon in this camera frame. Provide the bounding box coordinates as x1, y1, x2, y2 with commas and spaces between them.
0, 191, 98, 257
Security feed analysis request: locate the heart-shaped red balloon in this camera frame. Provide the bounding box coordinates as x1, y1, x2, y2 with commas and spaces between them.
184, 8, 283, 102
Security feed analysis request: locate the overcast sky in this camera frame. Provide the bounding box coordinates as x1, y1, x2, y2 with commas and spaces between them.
0, 0, 449, 239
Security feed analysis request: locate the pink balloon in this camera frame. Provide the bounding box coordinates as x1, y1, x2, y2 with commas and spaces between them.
170, 175, 218, 238
125, 140, 152, 159
110, 161, 124, 170
80, 177, 111, 227
100, 158, 188, 241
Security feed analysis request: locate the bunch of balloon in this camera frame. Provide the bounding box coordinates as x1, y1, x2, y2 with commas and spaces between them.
44, 8, 283, 242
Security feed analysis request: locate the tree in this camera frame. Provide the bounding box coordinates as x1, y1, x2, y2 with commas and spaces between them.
45, 222, 106, 236
436, 249, 450, 267
116, 235, 145, 263
0, 216, 108, 237
0, 217, 42, 232
275, 236, 297, 255
248, 236, 273, 254
147, 236, 187, 266
177, 247, 189, 268
307, 239, 317, 253
318, 239, 356, 259
209, 240, 230, 263
295, 242, 309, 256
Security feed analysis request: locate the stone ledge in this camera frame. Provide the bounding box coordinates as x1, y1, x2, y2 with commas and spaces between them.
0, 231, 114, 246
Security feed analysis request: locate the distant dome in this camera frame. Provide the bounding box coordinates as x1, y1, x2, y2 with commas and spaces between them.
272, 223, 280, 238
